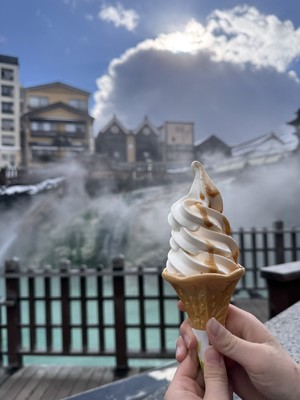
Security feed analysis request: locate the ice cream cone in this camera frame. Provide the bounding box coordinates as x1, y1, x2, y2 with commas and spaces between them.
162, 267, 244, 330
162, 266, 245, 369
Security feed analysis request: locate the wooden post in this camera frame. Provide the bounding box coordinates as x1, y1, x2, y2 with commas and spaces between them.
112, 255, 128, 373
44, 265, 52, 352
158, 266, 166, 352
5, 258, 22, 371
80, 265, 88, 352
138, 265, 146, 352
60, 259, 71, 354
97, 265, 105, 352
274, 220, 285, 264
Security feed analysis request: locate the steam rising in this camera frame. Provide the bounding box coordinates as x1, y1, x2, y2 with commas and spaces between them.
1, 153, 300, 269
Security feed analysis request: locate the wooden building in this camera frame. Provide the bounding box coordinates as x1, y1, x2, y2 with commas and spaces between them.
194, 134, 231, 164
163, 121, 194, 166
287, 109, 300, 141
95, 116, 163, 163
21, 82, 94, 167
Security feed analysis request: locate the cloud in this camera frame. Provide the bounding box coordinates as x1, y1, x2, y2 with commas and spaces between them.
98, 2, 139, 31
93, 5, 300, 143
0, 36, 6, 44
206, 5, 300, 72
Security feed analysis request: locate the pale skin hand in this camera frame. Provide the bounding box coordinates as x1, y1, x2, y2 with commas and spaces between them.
165, 344, 231, 400
176, 303, 300, 400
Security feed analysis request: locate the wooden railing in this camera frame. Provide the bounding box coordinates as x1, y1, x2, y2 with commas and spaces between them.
0, 257, 185, 372
0, 220, 300, 371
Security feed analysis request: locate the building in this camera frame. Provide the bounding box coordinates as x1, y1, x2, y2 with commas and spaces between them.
287, 109, 300, 141
194, 134, 231, 167
95, 115, 163, 163
163, 121, 194, 166
21, 82, 94, 167
0, 54, 21, 168
95, 115, 133, 163
95, 117, 195, 168
231, 132, 293, 158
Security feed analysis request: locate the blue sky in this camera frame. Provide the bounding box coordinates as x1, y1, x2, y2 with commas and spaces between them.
1, 0, 300, 143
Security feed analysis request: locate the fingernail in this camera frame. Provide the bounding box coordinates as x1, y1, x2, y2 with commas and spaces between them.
205, 346, 222, 365
207, 318, 223, 337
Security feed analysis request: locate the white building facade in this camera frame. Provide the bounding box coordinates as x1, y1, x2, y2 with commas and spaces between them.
0, 55, 21, 167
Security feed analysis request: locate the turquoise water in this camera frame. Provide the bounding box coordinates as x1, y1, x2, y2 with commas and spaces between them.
0, 267, 267, 368
0, 273, 180, 368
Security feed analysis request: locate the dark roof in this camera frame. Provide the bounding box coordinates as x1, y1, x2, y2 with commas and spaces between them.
194, 134, 229, 148
0, 54, 19, 65
287, 109, 300, 126
25, 81, 89, 96
98, 115, 130, 135
22, 101, 94, 121
231, 132, 285, 157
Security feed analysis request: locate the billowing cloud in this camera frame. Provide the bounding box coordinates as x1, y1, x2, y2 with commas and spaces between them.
93, 5, 300, 143
99, 2, 139, 31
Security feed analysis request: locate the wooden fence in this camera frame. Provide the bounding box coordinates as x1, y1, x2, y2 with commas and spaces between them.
0, 220, 300, 371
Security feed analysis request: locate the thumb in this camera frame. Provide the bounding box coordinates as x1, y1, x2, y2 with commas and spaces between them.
206, 318, 260, 370
203, 347, 230, 400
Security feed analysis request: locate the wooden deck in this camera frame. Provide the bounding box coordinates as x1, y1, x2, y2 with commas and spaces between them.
0, 298, 268, 400
0, 364, 143, 400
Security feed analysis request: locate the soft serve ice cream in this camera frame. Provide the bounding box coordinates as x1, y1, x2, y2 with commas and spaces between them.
167, 160, 240, 276
162, 161, 245, 368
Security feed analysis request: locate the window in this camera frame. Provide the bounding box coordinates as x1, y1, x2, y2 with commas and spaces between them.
65, 123, 85, 133
113, 151, 120, 160
1, 85, 14, 97
65, 123, 76, 133
1, 118, 14, 131
175, 125, 185, 133
1, 102, 14, 113
31, 121, 54, 131
1, 68, 14, 81
2, 135, 15, 146
28, 96, 49, 108
69, 99, 87, 110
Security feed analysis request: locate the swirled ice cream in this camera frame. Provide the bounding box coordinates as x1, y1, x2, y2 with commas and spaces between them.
167, 160, 240, 276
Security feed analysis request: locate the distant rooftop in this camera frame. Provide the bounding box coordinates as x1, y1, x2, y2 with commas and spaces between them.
0, 54, 19, 65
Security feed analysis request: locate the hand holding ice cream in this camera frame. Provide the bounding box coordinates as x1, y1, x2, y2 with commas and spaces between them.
162, 161, 245, 367
168, 305, 300, 400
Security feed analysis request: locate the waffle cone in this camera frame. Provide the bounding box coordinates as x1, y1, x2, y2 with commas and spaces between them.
162, 267, 245, 330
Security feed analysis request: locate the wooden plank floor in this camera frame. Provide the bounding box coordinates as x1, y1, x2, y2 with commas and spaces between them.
0, 365, 142, 400
0, 298, 268, 400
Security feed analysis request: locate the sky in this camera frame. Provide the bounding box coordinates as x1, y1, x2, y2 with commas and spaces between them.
1, 0, 300, 144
